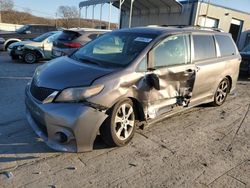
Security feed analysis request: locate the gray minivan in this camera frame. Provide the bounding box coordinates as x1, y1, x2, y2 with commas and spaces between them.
25, 26, 241, 152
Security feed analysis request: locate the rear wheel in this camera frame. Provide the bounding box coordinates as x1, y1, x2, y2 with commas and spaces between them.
212, 78, 230, 106
100, 99, 136, 147
23, 51, 37, 64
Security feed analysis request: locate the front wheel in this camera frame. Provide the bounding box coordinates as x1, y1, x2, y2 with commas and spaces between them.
23, 51, 37, 64
100, 99, 136, 147
212, 78, 230, 106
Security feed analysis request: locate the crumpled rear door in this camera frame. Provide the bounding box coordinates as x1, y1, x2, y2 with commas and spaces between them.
146, 34, 196, 119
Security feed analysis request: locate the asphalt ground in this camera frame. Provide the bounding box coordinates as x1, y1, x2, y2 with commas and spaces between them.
0, 51, 250, 188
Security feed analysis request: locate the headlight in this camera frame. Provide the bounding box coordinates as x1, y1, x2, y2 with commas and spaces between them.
0, 37, 5, 44
55, 85, 104, 102
17, 45, 24, 51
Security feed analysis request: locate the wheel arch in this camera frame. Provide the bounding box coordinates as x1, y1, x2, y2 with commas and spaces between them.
105, 97, 146, 121
225, 75, 232, 92
24, 49, 43, 59
4, 38, 21, 50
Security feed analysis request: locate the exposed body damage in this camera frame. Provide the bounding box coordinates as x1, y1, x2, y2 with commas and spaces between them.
25, 27, 241, 152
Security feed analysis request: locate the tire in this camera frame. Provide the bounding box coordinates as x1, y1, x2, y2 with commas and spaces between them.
23, 51, 37, 64
211, 78, 230, 106
100, 98, 136, 147
11, 55, 19, 60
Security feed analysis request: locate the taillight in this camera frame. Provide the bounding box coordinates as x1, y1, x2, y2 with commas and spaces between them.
63, 42, 81, 48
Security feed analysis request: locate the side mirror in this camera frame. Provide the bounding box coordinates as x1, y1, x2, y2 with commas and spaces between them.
146, 73, 160, 90
25, 30, 31, 34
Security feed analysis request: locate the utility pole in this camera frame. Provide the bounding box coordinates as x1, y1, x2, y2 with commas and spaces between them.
55, 13, 58, 28
99, 4, 103, 29
108, 2, 112, 30
79, 7, 82, 28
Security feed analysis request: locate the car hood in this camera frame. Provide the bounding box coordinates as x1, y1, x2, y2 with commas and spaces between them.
9, 41, 29, 48
9, 40, 41, 48
33, 56, 116, 90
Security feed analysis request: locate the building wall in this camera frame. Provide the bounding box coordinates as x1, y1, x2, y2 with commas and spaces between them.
120, 0, 250, 50
194, 2, 250, 49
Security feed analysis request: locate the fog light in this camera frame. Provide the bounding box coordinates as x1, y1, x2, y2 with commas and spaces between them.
55, 132, 68, 143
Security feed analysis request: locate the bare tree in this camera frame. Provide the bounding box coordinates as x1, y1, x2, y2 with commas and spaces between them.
57, 5, 78, 28
0, 0, 14, 22
0, 0, 14, 10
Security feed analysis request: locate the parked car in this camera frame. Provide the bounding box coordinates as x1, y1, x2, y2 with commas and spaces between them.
25, 27, 240, 152
8, 31, 58, 60
52, 28, 110, 58
0, 24, 57, 51
240, 44, 250, 74
8, 31, 61, 63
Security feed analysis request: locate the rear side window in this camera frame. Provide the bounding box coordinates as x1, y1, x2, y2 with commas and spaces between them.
193, 35, 216, 61
58, 31, 80, 41
215, 35, 237, 56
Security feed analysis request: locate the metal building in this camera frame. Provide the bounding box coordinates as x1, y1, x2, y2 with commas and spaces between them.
117, 0, 250, 49
79, 0, 250, 49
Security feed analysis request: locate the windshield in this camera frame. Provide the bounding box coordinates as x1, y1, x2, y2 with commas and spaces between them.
72, 32, 157, 67
47, 31, 62, 43
242, 44, 250, 52
16, 25, 29, 33
32, 32, 55, 42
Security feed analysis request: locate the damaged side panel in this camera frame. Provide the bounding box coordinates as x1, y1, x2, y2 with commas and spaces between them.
88, 63, 196, 122
146, 65, 196, 119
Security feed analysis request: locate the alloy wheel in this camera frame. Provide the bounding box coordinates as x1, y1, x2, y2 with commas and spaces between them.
114, 103, 135, 141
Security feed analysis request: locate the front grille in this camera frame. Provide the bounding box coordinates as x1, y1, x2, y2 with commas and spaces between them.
30, 80, 57, 102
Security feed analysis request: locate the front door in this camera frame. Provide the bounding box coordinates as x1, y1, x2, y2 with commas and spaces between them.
146, 34, 196, 119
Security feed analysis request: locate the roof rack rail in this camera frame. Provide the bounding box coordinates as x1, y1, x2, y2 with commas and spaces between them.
147, 25, 224, 32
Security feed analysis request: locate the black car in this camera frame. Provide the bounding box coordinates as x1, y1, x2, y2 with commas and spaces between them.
240, 44, 250, 74
0, 24, 57, 51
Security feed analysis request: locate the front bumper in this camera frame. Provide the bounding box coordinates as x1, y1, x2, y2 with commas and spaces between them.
52, 47, 75, 58
25, 85, 108, 152
7, 47, 23, 57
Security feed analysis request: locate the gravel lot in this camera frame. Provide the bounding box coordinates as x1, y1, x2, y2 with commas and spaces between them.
0, 51, 250, 188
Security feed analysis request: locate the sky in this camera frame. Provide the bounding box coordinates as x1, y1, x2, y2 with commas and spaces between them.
11, 0, 250, 23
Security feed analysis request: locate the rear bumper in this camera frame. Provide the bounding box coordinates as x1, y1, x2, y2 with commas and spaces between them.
25, 85, 108, 152
52, 47, 76, 58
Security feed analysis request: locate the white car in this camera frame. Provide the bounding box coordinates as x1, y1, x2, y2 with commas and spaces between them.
8, 31, 61, 63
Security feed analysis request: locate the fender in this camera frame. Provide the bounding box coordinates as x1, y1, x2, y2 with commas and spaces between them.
4, 38, 21, 49
23, 46, 45, 59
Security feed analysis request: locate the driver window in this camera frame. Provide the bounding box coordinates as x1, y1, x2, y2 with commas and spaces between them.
152, 34, 191, 68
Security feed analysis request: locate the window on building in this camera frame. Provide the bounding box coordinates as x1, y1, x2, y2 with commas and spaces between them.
215, 35, 237, 56
193, 35, 216, 61
198, 16, 219, 28
152, 34, 191, 68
